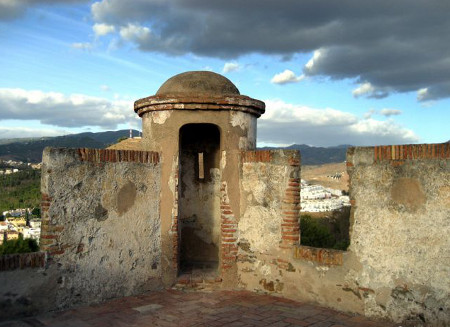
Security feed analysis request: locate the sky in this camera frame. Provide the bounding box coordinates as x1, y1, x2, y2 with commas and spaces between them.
0, 0, 449, 147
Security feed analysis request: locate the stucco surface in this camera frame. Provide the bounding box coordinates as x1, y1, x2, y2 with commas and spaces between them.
239, 161, 286, 253
42, 148, 162, 309
348, 147, 450, 326
236, 146, 449, 327
140, 108, 259, 285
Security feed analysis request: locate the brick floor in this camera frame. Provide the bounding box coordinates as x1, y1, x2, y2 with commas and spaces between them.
1, 290, 398, 327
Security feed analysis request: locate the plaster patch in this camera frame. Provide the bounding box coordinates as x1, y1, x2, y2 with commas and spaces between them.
168, 155, 178, 195
239, 206, 280, 253
220, 151, 227, 170
316, 266, 329, 278
117, 181, 137, 215
152, 111, 171, 124
239, 137, 249, 150
391, 177, 426, 212
230, 110, 248, 129
438, 185, 450, 206
260, 264, 272, 276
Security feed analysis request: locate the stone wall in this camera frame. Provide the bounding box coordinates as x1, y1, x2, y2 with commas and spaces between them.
237, 149, 301, 291
346, 144, 449, 326
1, 143, 448, 326
0, 148, 163, 320
236, 144, 449, 327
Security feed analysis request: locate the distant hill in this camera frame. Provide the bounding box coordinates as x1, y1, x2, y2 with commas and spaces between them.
0, 130, 138, 163
259, 144, 349, 165
0, 130, 348, 165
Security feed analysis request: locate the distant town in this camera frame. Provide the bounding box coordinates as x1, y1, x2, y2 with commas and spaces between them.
301, 179, 350, 212
1, 208, 41, 244
0, 160, 42, 175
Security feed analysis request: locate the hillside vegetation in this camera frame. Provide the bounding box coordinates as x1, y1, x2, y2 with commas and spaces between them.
0, 130, 138, 163
0, 169, 41, 213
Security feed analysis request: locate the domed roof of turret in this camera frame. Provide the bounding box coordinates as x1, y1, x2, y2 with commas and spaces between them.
156, 71, 240, 96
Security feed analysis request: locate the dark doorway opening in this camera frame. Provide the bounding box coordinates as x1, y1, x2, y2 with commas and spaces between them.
178, 124, 221, 277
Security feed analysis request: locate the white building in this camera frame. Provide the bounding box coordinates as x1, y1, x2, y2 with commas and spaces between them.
30, 219, 41, 229
22, 227, 41, 244
301, 181, 350, 213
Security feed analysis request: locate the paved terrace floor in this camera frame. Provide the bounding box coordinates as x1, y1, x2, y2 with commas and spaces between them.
2, 289, 398, 327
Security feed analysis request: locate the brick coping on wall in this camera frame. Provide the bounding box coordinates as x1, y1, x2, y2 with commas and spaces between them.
77, 148, 160, 164
0, 251, 46, 271
347, 143, 450, 169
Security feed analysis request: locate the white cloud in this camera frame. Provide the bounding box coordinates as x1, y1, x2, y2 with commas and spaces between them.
352, 82, 389, 99
417, 87, 429, 101
305, 50, 322, 71
349, 119, 417, 142
352, 82, 375, 98
222, 62, 240, 73
100, 85, 110, 92
0, 88, 136, 129
257, 99, 418, 146
119, 23, 151, 42
262, 100, 356, 126
71, 42, 93, 50
93, 23, 115, 36
271, 70, 304, 85
364, 109, 376, 119
380, 108, 402, 117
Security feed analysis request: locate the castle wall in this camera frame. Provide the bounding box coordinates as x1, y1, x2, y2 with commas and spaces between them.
0, 148, 163, 319
346, 144, 449, 326
236, 144, 449, 327
1, 142, 448, 325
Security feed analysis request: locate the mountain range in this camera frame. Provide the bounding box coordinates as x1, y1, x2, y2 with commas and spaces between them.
0, 130, 348, 165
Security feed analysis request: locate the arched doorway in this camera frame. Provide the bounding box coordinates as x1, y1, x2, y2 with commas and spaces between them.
178, 123, 221, 275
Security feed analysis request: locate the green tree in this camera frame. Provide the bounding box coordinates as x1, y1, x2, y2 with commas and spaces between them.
300, 215, 335, 249
0, 234, 39, 255
31, 207, 41, 217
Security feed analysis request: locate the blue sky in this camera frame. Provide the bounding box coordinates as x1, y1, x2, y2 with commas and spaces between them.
0, 1, 448, 146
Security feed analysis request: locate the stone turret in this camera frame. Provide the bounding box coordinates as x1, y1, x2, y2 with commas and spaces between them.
133, 71, 265, 285
134, 71, 265, 152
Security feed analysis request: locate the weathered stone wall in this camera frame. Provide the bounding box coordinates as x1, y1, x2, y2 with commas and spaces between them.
0, 148, 163, 320
236, 144, 449, 327
346, 144, 450, 326
237, 150, 301, 291
41, 147, 162, 309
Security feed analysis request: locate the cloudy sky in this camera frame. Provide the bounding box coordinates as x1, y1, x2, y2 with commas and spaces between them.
0, 0, 449, 146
